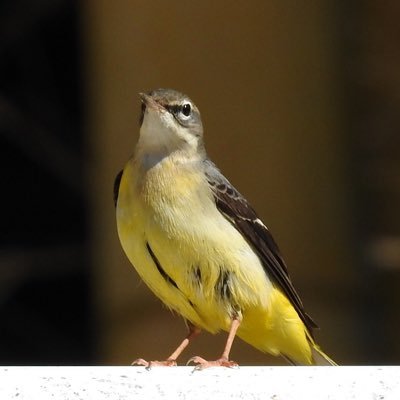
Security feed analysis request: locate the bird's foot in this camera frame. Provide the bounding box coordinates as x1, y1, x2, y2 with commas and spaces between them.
131, 358, 177, 369
187, 356, 238, 370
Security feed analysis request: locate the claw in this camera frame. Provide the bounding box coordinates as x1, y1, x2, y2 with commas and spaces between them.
186, 355, 203, 366
131, 358, 150, 367
131, 358, 177, 369
187, 355, 239, 370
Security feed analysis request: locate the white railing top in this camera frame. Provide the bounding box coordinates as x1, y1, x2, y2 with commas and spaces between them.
0, 366, 399, 400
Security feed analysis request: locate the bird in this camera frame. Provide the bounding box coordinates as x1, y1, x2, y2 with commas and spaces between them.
114, 88, 336, 368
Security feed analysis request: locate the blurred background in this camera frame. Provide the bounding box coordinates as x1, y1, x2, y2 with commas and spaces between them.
0, 1, 399, 366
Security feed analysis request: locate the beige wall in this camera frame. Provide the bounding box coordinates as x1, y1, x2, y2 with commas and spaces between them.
84, 1, 357, 364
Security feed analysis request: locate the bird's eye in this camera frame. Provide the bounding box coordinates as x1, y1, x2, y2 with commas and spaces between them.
181, 102, 192, 118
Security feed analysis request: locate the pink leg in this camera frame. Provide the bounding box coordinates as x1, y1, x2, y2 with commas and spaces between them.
132, 323, 201, 369
188, 318, 241, 370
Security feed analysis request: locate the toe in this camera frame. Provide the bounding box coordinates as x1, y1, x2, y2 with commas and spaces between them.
149, 359, 177, 368
187, 356, 238, 370
187, 356, 207, 366
131, 358, 149, 367
131, 358, 177, 368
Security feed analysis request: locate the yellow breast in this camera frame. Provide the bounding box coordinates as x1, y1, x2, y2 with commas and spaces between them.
116, 157, 272, 331
116, 155, 313, 364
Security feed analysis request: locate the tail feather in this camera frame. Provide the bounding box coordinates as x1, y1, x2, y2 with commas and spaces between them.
283, 344, 337, 366
311, 345, 337, 366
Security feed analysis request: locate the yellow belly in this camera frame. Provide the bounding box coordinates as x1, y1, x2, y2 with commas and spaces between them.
116, 157, 313, 364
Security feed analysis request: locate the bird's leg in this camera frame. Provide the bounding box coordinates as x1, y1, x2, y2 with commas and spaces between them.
188, 317, 240, 370
132, 323, 201, 369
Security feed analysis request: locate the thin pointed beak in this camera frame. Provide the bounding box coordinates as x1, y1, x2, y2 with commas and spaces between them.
139, 92, 164, 112
139, 92, 150, 104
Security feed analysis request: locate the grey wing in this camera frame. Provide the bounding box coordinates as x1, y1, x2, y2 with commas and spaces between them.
203, 159, 318, 334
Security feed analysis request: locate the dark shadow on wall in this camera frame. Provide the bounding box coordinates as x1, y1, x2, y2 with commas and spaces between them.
0, 0, 93, 365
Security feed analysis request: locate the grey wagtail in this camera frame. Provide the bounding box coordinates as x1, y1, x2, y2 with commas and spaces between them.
114, 88, 335, 368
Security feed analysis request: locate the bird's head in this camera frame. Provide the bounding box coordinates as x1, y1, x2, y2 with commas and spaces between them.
137, 89, 205, 163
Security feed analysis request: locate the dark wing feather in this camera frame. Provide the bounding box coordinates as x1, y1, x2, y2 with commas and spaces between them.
204, 160, 317, 334
113, 169, 123, 207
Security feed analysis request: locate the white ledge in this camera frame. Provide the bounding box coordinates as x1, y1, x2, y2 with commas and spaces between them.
0, 366, 399, 399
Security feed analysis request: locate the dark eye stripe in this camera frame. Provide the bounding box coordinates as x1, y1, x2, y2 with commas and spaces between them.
165, 104, 180, 115
164, 103, 196, 129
